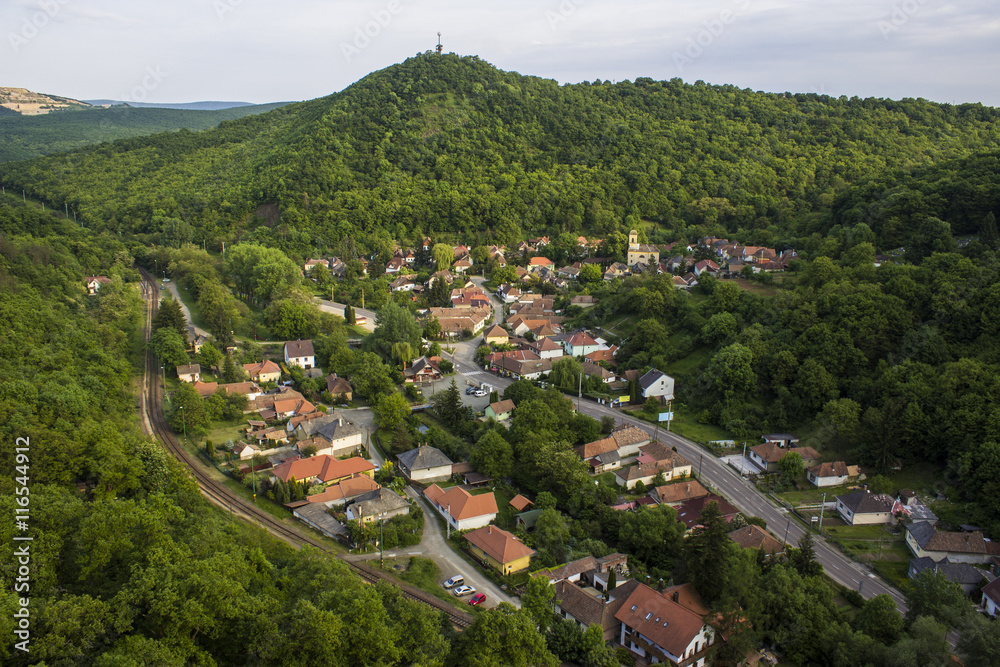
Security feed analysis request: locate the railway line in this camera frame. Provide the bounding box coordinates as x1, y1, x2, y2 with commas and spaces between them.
138, 268, 474, 630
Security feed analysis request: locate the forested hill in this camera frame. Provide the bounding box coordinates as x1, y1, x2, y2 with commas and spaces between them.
2, 53, 999, 251
0, 102, 290, 163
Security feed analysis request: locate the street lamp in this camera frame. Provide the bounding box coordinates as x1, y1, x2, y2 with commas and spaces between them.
379, 512, 385, 569
179, 405, 187, 443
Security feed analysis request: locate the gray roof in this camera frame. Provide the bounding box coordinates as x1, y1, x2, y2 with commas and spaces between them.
596, 450, 621, 465
397, 445, 453, 471
315, 419, 362, 443
638, 368, 667, 391
906, 521, 937, 550
285, 339, 315, 357
909, 557, 987, 586
296, 414, 339, 438
837, 490, 894, 514
349, 489, 409, 517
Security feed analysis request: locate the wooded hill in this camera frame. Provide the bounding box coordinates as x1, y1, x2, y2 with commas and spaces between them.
0, 102, 290, 163
1, 53, 999, 255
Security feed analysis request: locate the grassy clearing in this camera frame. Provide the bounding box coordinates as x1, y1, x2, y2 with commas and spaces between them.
174, 282, 209, 332
375, 556, 477, 611
627, 405, 732, 445
667, 348, 712, 376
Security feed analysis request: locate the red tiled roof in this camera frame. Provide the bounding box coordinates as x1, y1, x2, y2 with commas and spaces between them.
271, 455, 374, 484
464, 525, 535, 564
424, 485, 498, 520
614, 583, 706, 658
509, 494, 533, 512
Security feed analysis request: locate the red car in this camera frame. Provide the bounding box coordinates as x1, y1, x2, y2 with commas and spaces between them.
468, 593, 487, 606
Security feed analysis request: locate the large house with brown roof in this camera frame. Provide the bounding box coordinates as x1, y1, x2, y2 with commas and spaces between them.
563, 331, 601, 357
269, 455, 374, 486
576, 426, 652, 474
905, 521, 1000, 564
615, 582, 716, 666
176, 364, 201, 383
325, 373, 353, 401
424, 484, 498, 531
677, 495, 739, 529
397, 445, 453, 482
807, 460, 850, 487
653, 480, 709, 506
285, 475, 381, 509
556, 578, 642, 641
464, 525, 536, 574
482, 324, 509, 346
614, 442, 692, 490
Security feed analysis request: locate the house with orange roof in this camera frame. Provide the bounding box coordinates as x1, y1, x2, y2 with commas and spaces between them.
615, 582, 717, 666
509, 494, 533, 512
527, 256, 555, 273
463, 524, 535, 575
192, 381, 217, 398
728, 524, 785, 555
243, 359, 281, 384
424, 484, 498, 531
285, 474, 381, 509
483, 324, 509, 346
270, 455, 375, 486
564, 331, 600, 357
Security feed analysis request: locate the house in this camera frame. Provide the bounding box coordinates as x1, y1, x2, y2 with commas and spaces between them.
243, 359, 281, 384
653, 480, 709, 506
85, 275, 113, 294
346, 488, 410, 524
908, 556, 988, 594
292, 503, 348, 542
564, 331, 601, 357
325, 373, 353, 401
693, 259, 720, 276
485, 399, 516, 422
192, 381, 217, 398
286, 475, 381, 509
807, 461, 850, 487
515, 508, 544, 530
626, 230, 661, 268
728, 524, 784, 555
495, 355, 552, 381
220, 381, 264, 400
403, 357, 442, 384
424, 484, 498, 531
748, 443, 788, 473
270, 455, 375, 486
604, 262, 630, 280
836, 490, 896, 526
615, 445, 693, 490
525, 336, 564, 359
905, 521, 1000, 564
389, 274, 418, 292
510, 494, 533, 512
176, 364, 201, 383
639, 369, 675, 401
483, 324, 509, 346
528, 256, 555, 273
496, 284, 522, 303
452, 258, 473, 274
983, 578, 1000, 617
576, 426, 652, 473
555, 578, 642, 641
463, 525, 535, 575
233, 441, 260, 461
676, 495, 740, 529
397, 445, 454, 483
571, 294, 598, 308
284, 340, 315, 369
615, 582, 716, 666
310, 417, 365, 458
584, 347, 618, 366
582, 360, 615, 384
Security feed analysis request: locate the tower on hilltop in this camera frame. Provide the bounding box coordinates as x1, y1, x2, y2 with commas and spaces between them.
436, 32, 443, 55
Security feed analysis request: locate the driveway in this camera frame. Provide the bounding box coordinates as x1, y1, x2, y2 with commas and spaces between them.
398, 486, 519, 609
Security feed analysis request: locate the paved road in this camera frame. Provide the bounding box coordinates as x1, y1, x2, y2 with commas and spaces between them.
162, 281, 210, 339
403, 487, 519, 609
440, 345, 909, 614
316, 298, 376, 332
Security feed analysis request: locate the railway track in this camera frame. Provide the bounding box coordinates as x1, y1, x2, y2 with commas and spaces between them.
138, 269, 474, 630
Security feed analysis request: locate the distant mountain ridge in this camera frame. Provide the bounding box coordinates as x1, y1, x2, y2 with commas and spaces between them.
83, 100, 266, 111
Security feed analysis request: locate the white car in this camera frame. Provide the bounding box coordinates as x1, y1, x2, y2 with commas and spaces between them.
473, 389, 487, 397
453, 585, 476, 597
443, 575, 464, 589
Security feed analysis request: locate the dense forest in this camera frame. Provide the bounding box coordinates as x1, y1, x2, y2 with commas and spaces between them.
0, 102, 289, 163
1, 53, 999, 258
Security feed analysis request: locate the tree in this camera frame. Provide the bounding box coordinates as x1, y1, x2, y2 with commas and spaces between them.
854, 593, 904, 644
450, 603, 559, 667
365, 302, 423, 363
432, 243, 453, 270
534, 508, 571, 565
374, 392, 411, 432
151, 296, 187, 337
958, 612, 1000, 667
683, 500, 739, 603
618, 504, 685, 570
198, 342, 223, 371
790, 530, 822, 577
777, 451, 804, 482
578, 263, 602, 285
221, 354, 246, 383
905, 568, 969, 626
344, 303, 356, 325
347, 351, 395, 402
521, 575, 557, 632
150, 328, 190, 370
550, 356, 582, 391
706, 343, 756, 397
470, 430, 513, 481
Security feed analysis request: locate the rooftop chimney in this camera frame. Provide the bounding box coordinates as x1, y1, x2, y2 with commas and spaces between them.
671, 591, 679, 603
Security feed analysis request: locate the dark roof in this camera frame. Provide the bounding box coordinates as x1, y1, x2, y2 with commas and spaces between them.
677, 495, 739, 528
285, 339, 315, 357
837, 490, 894, 514
638, 368, 667, 391
809, 461, 849, 478
728, 525, 784, 554
906, 521, 937, 550
397, 445, 453, 471
909, 557, 987, 586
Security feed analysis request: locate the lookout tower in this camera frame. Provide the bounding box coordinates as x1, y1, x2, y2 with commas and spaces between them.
436, 32, 443, 55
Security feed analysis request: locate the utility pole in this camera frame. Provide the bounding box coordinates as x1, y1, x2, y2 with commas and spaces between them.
180, 405, 187, 443
783, 518, 790, 551
446, 504, 451, 539
741, 441, 747, 477
380, 512, 385, 568
699, 453, 703, 480
818, 493, 826, 532
577, 369, 582, 412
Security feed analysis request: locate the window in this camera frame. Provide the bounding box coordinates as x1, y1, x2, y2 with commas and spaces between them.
645, 612, 653, 620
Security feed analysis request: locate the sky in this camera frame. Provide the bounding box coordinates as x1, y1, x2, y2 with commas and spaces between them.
3, 0, 999, 106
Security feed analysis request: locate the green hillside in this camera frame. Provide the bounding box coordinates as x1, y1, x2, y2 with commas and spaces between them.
1, 53, 999, 254
0, 102, 290, 162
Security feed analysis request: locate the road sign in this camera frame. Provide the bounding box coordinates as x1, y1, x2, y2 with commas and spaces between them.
658, 412, 673, 422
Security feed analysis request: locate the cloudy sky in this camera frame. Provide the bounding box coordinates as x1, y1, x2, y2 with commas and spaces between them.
4, 0, 999, 106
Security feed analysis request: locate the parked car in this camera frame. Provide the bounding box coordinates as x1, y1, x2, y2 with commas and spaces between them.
473, 389, 487, 397
443, 575, 464, 589
465, 386, 475, 395
453, 585, 476, 597
468, 593, 487, 606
